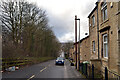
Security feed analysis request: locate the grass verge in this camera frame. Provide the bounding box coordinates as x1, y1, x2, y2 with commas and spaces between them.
1, 57, 56, 71
25, 57, 56, 64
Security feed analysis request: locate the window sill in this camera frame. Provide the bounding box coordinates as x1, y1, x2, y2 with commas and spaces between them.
117, 62, 120, 66
90, 26, 95, 28
102, 57, 108, 62
92, 51, 95, 54
100, 19, 109, 26
116, 10, 120, 15
93, 25, 95, 27
90, 25, 97, 30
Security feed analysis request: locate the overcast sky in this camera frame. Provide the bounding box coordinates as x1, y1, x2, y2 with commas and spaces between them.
27, 0, 97, 42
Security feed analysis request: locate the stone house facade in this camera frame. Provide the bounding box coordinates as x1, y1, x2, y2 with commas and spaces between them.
69, 0, 120, 75
70, 36, 90, 63
80, 36, 90, 62
88, 6, 99, 60
69, 46, 75, 61
88, 0, 120, 74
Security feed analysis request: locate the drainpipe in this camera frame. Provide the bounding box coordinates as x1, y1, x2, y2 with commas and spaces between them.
96, 2, 100, 60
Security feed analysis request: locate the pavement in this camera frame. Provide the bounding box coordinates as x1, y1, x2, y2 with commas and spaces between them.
2, 59, 85, 80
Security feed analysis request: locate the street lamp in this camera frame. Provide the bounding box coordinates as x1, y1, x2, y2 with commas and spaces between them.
77, 18, 80, 71
75, 15, 80, 70
75, 16, 89, 70
75, 15, 77, 69
77, 19, 80, 71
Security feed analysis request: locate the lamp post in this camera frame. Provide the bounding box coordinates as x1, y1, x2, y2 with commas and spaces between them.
77, 18, 80, 70
78, 19, 80, 71
75, 15, 89, 70
75, 15, 77, 69
75, 15, 80, 70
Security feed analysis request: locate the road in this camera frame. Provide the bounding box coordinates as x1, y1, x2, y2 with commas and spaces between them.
2, 59, 84, 80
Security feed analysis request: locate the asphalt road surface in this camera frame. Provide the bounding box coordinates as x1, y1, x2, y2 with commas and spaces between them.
2, 59, 84, 80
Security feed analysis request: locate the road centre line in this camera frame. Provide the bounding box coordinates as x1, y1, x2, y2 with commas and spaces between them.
40, 67, 47, 72
27, 67, 47, 80
48, 64, 51, 66
27, 75, 35, 80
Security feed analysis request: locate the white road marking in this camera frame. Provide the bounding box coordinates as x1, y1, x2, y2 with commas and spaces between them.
40, 67, 47, 72
27, 75, 35, 80
71, 66, 81, 77
64, 64, 68, 78
48, 64, 51, 66
27, 67, 47, 80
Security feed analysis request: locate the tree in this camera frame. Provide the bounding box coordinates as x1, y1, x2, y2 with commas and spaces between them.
1, 0, 61, 58
62, 41, 73, 58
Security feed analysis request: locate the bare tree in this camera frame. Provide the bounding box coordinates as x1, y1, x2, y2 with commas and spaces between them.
1, 0, 61, 58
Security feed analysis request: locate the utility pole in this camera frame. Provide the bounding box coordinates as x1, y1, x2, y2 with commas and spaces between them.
78, 19, 80, 71
75, 15, 77, 69
75, 17, 80, 70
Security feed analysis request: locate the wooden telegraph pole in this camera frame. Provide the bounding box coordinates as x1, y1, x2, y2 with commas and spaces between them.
75, 15, 77, 69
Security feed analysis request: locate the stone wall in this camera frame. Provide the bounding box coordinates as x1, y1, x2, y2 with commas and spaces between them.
98, 2, 119, 73
89, 1, 120, 74
80, 36, 90, 62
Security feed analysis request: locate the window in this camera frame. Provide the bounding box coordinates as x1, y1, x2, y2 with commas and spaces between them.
92, 41, 95, 52
103, 34, 108, 58
92, 15, 95, 27
101, 2, 107, 21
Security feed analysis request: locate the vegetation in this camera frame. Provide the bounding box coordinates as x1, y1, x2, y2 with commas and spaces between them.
1, 57, 55, 70
61, 42, 73, 58
1, 0, 61, 59
25, 57, 55, 64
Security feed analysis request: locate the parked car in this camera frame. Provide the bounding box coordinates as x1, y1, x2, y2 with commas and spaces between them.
55, 57, 64, 65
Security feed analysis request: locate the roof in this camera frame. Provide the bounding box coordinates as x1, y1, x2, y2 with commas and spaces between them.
79, 36, 89, 42
73, 36, 89, 45
88, 2, 99, 18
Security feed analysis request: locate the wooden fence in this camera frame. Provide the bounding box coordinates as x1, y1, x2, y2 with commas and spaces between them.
1, 58, 32, 71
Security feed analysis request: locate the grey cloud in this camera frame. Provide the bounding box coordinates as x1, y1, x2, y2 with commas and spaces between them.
81, 0, 97, 17
47, 10, 74, 38
46, 0, 97, 42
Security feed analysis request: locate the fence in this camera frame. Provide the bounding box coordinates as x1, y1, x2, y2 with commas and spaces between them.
79, 63, 120, 80
1, 58, 32, 71
107, 68, 120, 80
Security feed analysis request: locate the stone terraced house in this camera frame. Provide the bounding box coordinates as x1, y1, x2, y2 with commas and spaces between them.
88, 0, 120, 75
